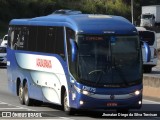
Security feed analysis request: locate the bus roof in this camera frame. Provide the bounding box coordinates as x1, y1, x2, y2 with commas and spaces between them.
9, 11, 137, 35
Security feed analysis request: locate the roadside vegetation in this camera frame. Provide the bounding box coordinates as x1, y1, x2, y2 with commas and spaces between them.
0, 0, 159, 36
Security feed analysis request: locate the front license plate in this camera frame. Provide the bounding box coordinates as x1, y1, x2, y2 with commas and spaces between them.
107, 103, 118, 107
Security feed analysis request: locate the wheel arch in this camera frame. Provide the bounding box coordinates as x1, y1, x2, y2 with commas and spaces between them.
61, 85, 66, 106
16, 78, 21, 96
23, 79, 27, 87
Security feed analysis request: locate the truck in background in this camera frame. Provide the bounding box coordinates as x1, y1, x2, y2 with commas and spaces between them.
140, 5, 160, 27
136, 27, 157, 73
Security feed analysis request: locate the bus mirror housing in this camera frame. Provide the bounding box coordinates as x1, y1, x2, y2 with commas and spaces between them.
142, 41, 151, 62
70, 39, 77, 62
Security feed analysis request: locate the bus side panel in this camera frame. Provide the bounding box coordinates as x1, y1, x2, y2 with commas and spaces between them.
15, 52, 69, 105
7, 48, 43, 100
7, 48, 19, 96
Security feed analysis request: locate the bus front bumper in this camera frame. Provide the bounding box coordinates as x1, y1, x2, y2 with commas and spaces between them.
70, 92, 142, 110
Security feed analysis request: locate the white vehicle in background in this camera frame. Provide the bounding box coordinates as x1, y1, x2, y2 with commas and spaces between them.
140, 5, 160, 27
1, 34, 8, 46
0, 46, 7, 66
136, 27, 157, 73
0, 37, 2, 44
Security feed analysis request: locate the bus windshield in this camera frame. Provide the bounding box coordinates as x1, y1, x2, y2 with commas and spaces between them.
71, 35, 141, 87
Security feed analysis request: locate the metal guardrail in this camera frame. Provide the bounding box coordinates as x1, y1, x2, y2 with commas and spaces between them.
156, 33, 160, 49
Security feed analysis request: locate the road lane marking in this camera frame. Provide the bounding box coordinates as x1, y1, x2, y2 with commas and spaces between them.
0, 100, 35, 111
60, 117, 74, 120
0, 100, 74, 120
0, 108, 26, 110
0, 119, 73, 120
0, 101, 8, 104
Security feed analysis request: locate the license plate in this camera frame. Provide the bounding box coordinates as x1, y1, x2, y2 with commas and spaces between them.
107, 103, 117, 106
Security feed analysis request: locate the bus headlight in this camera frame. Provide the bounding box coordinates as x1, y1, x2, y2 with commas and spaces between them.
82, 90, 90, 95
74, 85, 91, 96
134, 90, 141, 96
138, 101, 142, 105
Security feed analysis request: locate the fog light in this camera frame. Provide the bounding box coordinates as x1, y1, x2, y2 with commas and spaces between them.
138, 101, 142, 105
135, 90, 140, 96
72, 92, 76, 100
80, 100, 84, 105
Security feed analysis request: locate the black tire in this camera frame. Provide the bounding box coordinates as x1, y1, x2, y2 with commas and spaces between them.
18, 83, 24, 105
23, 82, 33, 106
63, 91, 74, 115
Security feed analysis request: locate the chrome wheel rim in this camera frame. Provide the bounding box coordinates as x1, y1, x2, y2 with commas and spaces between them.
19, 87, 23, 100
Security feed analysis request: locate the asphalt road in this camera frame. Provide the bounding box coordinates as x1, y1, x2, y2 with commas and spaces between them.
0, 68, 160, 120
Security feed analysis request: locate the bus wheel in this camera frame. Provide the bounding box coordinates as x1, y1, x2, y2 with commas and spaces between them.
63, 91, 74, 115
23, 82, 33, 106
19, 83, 24, 105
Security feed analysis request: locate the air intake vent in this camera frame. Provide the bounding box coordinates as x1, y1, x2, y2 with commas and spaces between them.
53, 9, 82, 15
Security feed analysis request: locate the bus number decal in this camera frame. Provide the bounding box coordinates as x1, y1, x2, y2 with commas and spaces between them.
82, 86, 96, 92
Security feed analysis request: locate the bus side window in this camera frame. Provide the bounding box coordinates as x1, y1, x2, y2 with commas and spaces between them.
22, 27, 29, 50
28, 26, 37, 52
16, 26, 29, 50
66, 27, 75, 56
8, 26, 12, 48
55, 27, 65, 59
10, 27, 15, 49
12, 26, 20, 50
37, 26, 46, 52
46, 27, 56, 53
66, 27, 76, 74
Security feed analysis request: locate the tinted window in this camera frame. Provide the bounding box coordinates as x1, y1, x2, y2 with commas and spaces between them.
55, 27, 65, 57
10, 27, 21, 50
139, 31, 155, 45
28, 26, 37, 51
9, 25, 65, 58
37, 26, 46, 52
8, 26, 12, 48
21, 27, 29, 50
46, 27, 56, 53
66, 28, 76, 75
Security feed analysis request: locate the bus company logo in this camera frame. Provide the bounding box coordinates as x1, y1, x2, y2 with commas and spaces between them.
110, 95, 115, 100
36, 58, 52, 69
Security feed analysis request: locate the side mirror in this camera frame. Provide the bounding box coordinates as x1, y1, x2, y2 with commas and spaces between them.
142, 41, 151, 62
70, 39, 77, 62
